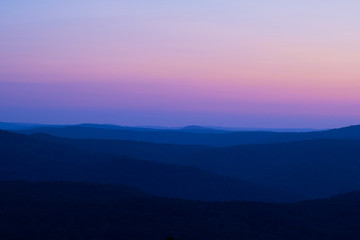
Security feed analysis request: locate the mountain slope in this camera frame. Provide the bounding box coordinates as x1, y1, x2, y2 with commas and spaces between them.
188, 139, 360, 199
0, 130, 288, 202
1, 181, 360, 240
31, 134, 360, 200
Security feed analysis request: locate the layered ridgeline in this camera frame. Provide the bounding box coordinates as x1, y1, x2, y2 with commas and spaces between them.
0, 130, 289, 202
30, 133, 360, 200
16, 123, 360, 146
1, 181, 360, 240
4, 124, 360, 201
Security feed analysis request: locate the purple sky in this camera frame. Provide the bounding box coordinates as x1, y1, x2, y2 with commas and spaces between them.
1, 1, 360, 128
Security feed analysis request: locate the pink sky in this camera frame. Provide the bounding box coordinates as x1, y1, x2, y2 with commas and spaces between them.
1, 1, 360, 128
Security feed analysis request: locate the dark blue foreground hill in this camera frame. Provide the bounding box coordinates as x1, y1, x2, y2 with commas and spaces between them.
1, 181, 360, 240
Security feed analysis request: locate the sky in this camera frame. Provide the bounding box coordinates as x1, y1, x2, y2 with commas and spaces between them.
1, 0, 360, 128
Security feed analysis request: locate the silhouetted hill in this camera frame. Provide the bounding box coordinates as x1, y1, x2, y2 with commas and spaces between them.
0, 130, 288, 202
1, 181, 360, 240
0, 122, 171, 131
0, 122, 51, 130
0, 121, 321, 133
187, 139, 360, 199
322, 124, 360, 138
180, 125, 228, 133
31, 134, 360, 200
18, 124, 360, 146
77, 123, 164, 131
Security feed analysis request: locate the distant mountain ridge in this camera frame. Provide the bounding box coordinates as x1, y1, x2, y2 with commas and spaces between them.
180, 125, 228, 133
16, 123, 360, 146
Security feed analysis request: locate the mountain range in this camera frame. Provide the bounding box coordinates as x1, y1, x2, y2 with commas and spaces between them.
29, 131, 360, 200
16, 124, 360, 146
3, 124, 360, 200
0, 130, 289, 202
2, 122, 360, 238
